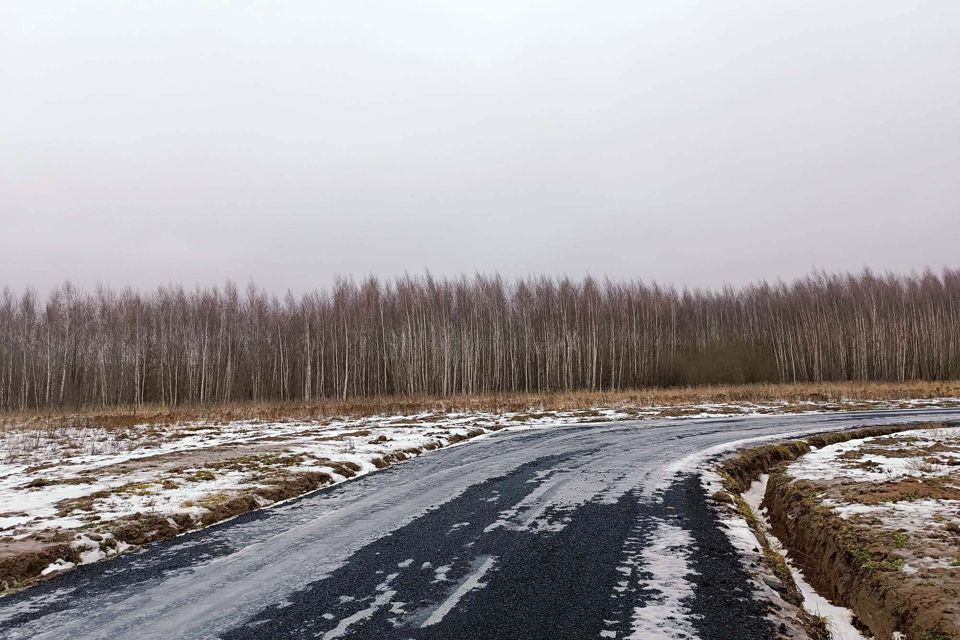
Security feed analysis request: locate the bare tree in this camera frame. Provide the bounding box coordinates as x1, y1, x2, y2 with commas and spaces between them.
1, 269, 958, 411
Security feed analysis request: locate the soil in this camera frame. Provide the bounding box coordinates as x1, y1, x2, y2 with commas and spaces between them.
720, 421, 960, 640
765, 473, 960, 640
0, 538, 79, 592
718, 424, 940, 492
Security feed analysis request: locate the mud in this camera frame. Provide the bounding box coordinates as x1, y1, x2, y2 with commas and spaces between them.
0, 539, 79, 592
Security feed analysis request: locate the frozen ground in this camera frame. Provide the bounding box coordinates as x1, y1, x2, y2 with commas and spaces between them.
704, 423, 960, 640
1, 408, 959, 639
704, 468, 870, 640
786, 425, 960, 574
0, 398, 958, 588
707, 424, 960, 639
0, 414, 548, 583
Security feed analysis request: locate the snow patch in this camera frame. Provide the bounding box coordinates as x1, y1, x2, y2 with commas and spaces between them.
789, 426, 960, 483
629, 519, 699, 639
39, 559, 75, 576
421, 556, 497, 627
321, 573, 398, 640
720, 472, 869, 640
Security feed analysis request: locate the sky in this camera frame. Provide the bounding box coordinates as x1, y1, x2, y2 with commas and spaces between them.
2, 1, 959, 294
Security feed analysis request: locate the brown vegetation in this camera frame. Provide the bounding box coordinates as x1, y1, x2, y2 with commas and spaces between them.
4, 379, 960, 432
0, 537, 79, 592
766, 474, 960, 640
0, 422, 494, 593
2, 270, 959, 412
720, 423, 960, 640
718, 424, 941, 492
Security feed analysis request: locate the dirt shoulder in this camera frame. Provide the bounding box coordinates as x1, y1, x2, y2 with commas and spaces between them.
718, 422, 960, 640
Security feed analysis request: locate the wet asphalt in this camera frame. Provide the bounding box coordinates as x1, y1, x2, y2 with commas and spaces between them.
220, 462, 772, 640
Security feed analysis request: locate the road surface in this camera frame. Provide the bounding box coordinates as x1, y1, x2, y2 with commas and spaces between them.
2, 408, 959, 640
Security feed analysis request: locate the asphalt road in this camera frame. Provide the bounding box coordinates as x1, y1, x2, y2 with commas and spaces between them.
2, 408, 959, 640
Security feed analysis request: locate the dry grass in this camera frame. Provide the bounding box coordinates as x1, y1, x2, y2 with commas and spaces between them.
2, 380, 959, 432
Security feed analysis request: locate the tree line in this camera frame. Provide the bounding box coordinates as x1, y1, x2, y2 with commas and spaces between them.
1, 269, 958, 411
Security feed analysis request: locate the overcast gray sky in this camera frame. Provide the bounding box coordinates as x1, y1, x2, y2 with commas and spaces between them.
2, 1, 958, 294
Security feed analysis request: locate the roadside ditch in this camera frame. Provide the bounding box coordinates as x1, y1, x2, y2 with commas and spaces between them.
712, 422, 960, 640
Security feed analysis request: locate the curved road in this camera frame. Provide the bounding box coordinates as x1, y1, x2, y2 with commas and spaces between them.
2, 408, 959, 640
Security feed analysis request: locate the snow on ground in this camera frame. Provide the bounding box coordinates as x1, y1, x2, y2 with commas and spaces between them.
0, 424, 422, 532
705, 424, 960, 638
788, 426, 960, 532
789, 426, 960, 483
4, 396, 957, 475
831, 499, 960, 541
1, 397, 958, 584
785, 425, 960, 575
741, 474, 869, 640
0, 417, 545, 581
700, 470, 867, 639
705, 426, 960, 640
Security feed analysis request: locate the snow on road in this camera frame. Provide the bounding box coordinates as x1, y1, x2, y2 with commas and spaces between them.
0, 407, 959, 639
420, 555, 497, 627
629, 519, 699, 639
6, 398, 949, 581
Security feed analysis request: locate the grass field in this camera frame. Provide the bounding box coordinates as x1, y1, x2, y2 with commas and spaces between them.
4, 380, 960, 432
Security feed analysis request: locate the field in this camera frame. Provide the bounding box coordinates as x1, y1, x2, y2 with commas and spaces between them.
1, 380, 959, 595
773, 426, 960, 639
6, 379, 960, 430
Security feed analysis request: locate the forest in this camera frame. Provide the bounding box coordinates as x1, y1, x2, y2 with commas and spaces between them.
1, 269, 958, 411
